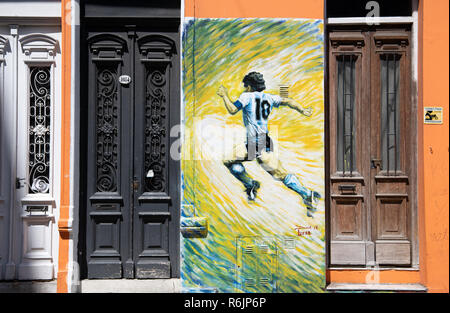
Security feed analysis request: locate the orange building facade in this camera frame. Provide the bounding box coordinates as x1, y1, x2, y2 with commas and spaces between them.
1, 0, 448, 293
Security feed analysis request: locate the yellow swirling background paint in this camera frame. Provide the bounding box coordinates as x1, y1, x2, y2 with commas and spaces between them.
181, 18, 325, 293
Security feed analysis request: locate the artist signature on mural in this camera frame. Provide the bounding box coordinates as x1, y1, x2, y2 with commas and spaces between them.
294, 224, 318, 237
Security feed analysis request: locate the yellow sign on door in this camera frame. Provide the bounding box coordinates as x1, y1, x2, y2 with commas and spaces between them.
424, 107, 443, 124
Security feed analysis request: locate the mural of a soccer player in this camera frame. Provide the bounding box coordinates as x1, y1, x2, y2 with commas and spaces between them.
217, 72, 321, 217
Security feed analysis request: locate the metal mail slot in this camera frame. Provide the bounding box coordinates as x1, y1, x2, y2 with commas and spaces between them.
338, 184, 357, 194
25, 206, 48, 215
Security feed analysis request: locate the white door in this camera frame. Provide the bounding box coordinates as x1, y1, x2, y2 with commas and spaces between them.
0, 24, 61, 280
0, 29, 9, 280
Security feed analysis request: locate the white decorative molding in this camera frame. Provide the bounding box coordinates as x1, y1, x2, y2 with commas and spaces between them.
327, 17, 414, 25
0, 1, 61, 20
4, 25, 19, 281
19, 33, 59, 60
20, 196, 57, 207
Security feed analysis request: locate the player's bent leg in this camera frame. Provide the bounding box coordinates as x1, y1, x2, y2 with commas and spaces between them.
283, 174, 321, 217
223, 143, 252, 188
223, 161, 254, 190
223, 161, 260, 201
258, 151, 321, 217
283, 174, 310, 199
223, 143, 260, 201
257, 151, 287, 181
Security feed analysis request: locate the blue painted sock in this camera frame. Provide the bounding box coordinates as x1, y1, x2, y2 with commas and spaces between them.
283, 174, 311, 199
226, 163, 254, 190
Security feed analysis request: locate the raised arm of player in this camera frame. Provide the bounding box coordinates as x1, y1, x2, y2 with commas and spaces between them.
280, 98, 313, 117
217, 85, 239, 115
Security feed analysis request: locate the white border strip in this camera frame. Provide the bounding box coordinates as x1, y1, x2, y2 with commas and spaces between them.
327, 17, 414, 25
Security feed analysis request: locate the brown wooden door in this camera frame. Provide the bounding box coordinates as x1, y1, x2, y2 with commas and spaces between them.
328, 26, 413, 267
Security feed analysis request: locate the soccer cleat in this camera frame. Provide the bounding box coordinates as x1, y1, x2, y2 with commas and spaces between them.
246, 181, 260, 201
303, 191, 321, 218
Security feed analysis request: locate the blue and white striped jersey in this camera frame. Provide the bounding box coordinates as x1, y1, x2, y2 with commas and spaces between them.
233, 91, 282, 143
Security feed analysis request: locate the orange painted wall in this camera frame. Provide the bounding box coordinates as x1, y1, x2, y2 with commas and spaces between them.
184, 0, 324, 19
184, 0, 449, 293
328, 270, 421, 285
419, 0, 449, 293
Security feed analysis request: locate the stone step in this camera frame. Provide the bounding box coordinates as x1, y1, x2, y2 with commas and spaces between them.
80, 279, 181, 293
0, 281, 56, 293
326, 283, 427, 292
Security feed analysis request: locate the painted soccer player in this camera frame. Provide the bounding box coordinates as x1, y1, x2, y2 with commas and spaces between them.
217, 72, 321, 217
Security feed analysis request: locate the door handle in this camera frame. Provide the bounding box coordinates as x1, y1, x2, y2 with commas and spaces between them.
371, 158, 382, 170
16, 178, 27, 189
132, 178, 139, 192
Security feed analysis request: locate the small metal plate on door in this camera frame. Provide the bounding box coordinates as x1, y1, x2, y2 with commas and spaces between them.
119, 75, 131, 85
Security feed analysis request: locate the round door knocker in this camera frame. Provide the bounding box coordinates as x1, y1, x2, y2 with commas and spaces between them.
119, 75, 131, 85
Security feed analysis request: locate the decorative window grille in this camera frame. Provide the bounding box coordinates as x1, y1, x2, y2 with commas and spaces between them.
95, 64, 119, 192
144, 64, 168, 192
28, 66, 51, 194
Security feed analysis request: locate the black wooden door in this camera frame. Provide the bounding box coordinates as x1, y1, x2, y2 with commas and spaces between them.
84, 27, 180, 279
132, 32, 180, 278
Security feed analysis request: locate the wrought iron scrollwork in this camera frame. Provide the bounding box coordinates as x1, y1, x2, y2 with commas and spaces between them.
29, 67, 51, 194
96, 65, 119, 192
145, 66, 168, 192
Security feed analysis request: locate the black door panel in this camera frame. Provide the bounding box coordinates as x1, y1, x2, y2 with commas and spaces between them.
133, 33, 180, 278
83, 26, 180, 279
